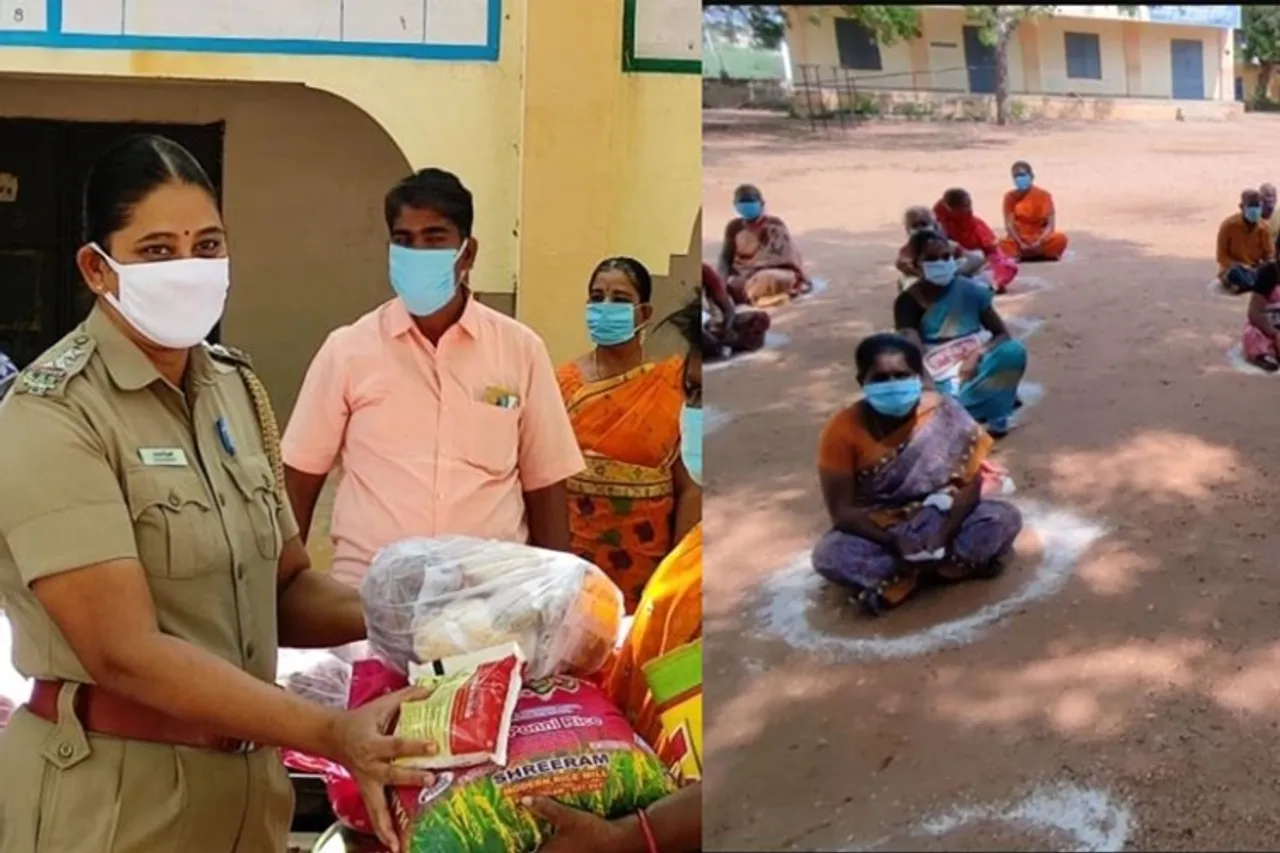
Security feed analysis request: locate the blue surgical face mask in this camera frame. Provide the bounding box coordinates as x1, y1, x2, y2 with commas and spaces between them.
585, 302, 639, 347
735, 200, 763, 221
921, 258, 957, 286
680, 404, 703, 485
1013, 173, 1033, 191
863, 376, 923, 418
1245, 205, 1263, 224
389, 243, 465, 317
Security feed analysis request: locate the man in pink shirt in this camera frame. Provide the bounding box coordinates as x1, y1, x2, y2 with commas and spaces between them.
281, 168, 585, 586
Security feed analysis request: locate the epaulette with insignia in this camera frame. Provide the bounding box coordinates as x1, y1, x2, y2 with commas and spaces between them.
16, 334, 96, 398
204, 341, 254, 369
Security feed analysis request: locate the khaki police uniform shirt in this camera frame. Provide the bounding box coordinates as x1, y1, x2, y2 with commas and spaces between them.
0, 306, 298, 688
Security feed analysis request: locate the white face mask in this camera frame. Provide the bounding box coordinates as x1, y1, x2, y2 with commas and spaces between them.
92, 244, 230, 349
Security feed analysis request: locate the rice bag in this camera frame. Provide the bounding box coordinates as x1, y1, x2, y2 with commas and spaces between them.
643, 638, 703, 785
395, 644, 525, 770
361, 536, 622, 680
394, 674, 677, 853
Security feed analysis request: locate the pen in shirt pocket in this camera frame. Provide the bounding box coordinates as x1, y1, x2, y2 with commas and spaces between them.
482, 385, 521, 409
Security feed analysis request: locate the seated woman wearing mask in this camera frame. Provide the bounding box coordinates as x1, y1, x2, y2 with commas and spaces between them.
895, 205, 983, 292
1242, 260, 1280, 372
933, 188, 1019, 294
0, 134, 433, 853
813, 333, 1022, 616
895, 229, 1028, 437
998, 160, 1068, 262
557, 257, 700, 612
718, 183, 811, 308
531, 295, 703, 853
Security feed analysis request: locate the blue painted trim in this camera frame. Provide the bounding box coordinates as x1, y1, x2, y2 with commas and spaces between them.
7, 0, 501, 61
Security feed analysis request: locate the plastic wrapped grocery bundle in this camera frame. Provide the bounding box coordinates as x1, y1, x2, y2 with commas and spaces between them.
361, 536, 623, 680
0, 611, 31, 730
276, 648, 353, 709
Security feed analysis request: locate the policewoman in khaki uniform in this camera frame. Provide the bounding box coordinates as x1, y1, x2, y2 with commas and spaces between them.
0, 135, 434, 853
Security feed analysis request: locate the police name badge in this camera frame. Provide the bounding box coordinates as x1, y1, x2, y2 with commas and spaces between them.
138, 447, 189, 467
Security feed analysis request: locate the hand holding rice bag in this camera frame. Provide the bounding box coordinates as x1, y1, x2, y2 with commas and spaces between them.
395, 674, 676, 853
395, 644, 525, 770
361, 536, 622, 680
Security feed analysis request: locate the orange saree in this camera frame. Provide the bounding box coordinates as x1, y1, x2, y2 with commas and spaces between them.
557, 357, 685, 611
606, 524, 702, 774
999, 185, 1068, 260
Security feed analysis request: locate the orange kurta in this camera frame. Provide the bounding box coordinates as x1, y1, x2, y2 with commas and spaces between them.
999, 185, 1068, 260
606, 524, 702, 771
557, 357, 684, 611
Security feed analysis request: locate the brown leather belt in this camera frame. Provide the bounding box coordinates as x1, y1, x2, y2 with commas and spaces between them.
27, 679, 256, 754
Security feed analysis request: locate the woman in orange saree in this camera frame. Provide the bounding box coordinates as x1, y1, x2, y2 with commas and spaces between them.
998, 160, 1069, 261
558, 257, 699, 612
532, 296, 704, 853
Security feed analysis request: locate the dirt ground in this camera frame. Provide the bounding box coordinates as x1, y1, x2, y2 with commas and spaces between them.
701, 110, 1280, 852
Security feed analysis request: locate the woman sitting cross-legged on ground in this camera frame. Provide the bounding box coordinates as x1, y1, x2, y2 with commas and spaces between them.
718, 183, 811, 308
894, 228, 1028, 437
1242, 260, 1280, 372
812, 333, 1023, 616
934, 188, 1019, 294
999, 160, 1069, 262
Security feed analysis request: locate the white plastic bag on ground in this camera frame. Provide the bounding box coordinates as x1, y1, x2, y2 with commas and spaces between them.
361, 536, 623, 680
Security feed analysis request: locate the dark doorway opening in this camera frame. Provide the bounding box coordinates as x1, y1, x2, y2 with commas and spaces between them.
0, 119, 224, 368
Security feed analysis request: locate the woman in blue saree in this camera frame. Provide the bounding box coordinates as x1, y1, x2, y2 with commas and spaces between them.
893, 228, 1028, 437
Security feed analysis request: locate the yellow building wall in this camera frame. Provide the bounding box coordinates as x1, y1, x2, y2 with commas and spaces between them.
0, 0, 700, 395
1031, 16, 1127, 96
0, 76, 413, 418
785, 6, 1233, 104
516, 0, 701, 363
785, 6, 1028, 93
785, 6, 917, 89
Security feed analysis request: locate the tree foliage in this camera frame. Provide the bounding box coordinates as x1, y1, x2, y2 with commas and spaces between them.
963, 4, 1058, 47
702, 5, 921, 49
1240, 6, 1280, 102
1240, 5, 1280, 64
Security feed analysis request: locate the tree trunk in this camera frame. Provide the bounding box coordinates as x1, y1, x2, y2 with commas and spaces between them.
994, 28, 1011, 125
1259, 62, 1276, 106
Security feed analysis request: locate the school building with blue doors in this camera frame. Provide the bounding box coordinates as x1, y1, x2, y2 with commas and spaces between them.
782, 4, 1241, 121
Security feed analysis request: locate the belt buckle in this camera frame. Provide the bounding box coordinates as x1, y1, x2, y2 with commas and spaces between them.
230, 739, 256, 754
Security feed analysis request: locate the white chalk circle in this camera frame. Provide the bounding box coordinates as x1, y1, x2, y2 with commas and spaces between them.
1018, 380, 1046, 412
846, 783, 1132, 853
751, 500, 1105, 661
704, 406, 735, 436
705, 331, 791, 373
1226, 342, 1280, 377
1001, 274, 1055, 298
1006, 316, 1045, 340
794, 276, 831, 300
1206, 278, 1238, 298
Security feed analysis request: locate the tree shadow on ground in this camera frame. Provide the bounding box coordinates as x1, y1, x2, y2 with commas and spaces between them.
702, 109, 1099, 170
701, 223, 1280, 852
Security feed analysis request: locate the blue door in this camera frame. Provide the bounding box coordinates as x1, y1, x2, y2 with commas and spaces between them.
1170, 39, 1205, 100
963, 25, 997, 94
